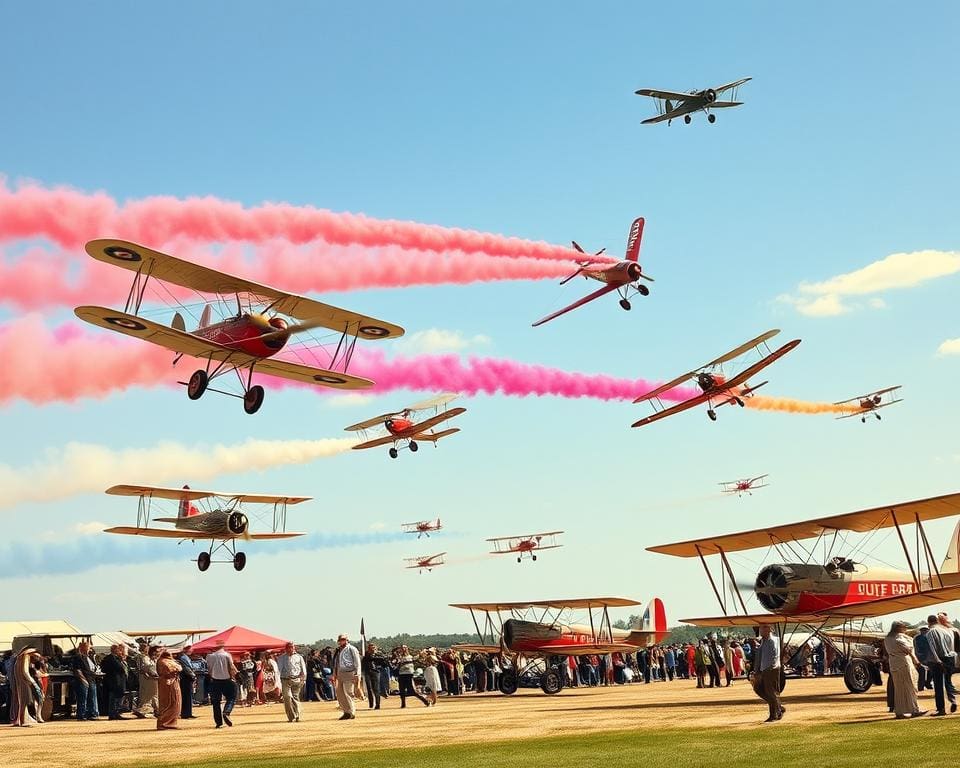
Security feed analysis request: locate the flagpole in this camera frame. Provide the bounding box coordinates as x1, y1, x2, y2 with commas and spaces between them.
360, 617, 366, 656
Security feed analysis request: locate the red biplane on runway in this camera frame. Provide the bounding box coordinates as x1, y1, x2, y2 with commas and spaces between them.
648, 492, 960, 693
402, 518, 442, 538
103, 484, 309, 572
487, 531, 564, 563
633, 329, 800, 427
720, 474, 769, 497
532, 216, 653, 327
345, 394, 466, 459
450, 597, 667, 694
75, 239, 404, 414
404, 553, 446, 573
834, 386, 902, 423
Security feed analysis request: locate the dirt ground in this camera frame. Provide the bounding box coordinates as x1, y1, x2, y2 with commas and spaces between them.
3, 677, 899, 768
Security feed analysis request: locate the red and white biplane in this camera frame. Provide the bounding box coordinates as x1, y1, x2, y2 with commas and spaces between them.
720, 474, 769, 497
633, 329, 800, 427
75, 239, 404, 414
532, 216, 653, 327
834, 386, 902, 423
402, 518, 442, 538
487, 531, 564, 563
345, 394, 465, 459
103, 484, 309, 572
405, 552, 446, 573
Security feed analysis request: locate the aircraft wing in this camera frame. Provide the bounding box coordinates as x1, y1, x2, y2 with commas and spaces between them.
543, 643, 640, 655
450, 597, 640, 612
85, 239, 404, 339
352, 434, 398, 450
532, 284, 619, 327
486, 531, 565, 543
834, 401, 901, 420
678, 612, 827, 627
648, 491, 960, 557
451, 643, 504, 654
632, 393, 711, 427
416, 428, 460, 443
633, 372, 697, 404
708, 101, 743, 109
702, 329, 781, 369
76, 306, 375, 390
104, 526, 302, 540
706, 339, 801, 393
405, 393, 460, 412
634, 88, 694, 100
344, 414, 395, 432
713, 77, 752, 94
640, 104, 699, 125
105, 485, 310, 505
410, 407, 466, 435
752, 474, 770, 483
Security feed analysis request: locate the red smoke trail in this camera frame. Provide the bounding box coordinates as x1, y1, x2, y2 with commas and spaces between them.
0, 180, 612, 262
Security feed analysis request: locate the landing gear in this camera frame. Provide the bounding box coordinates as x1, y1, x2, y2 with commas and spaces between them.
532, 554, 538, 561
843, 658, 873, 693
735, 397, 745, 407
707, 409, 717, 421
243, 385, 265, 414
499, 669, 519, 695
619, 298, 632, 311
197, 552, 211, 572
389, 447, 399, 459
684, 115, 692, 125
233, 552, 247, 572
638, 284, 650, 297
861, 417, 866, 424
187, 370, 208, 400
708, 113, 716, 124
517, 556, 522, 563
409, 441, 419, 453
539, 667, 564, 695
876, 413, 881, 421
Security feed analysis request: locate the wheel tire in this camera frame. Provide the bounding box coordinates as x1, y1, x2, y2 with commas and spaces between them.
708, 113, 716, 123
517, 557, 522, 563
684, 115, 692, 125
736, 397, 745, 407
619, 298, 631, 310
532, 554, 537, 561
187, 370, 208, 400
409, 441, 419, 453
197, 552, 211, 572
843, 658, 873, 693
389, 448, 399, 459
638, 284, 650, 296
499, 670, 519, 695
707, 409, 717, 422
540, 667, 563, 695
243, 385, 265, 414
233, 552, 247, 572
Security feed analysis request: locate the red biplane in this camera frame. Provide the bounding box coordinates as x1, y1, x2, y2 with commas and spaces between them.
450, 597, 667, 694
487, 531, 564, 563
75, 239, 403, 414
345, 394, 465, 459
402, 518, 442, 538
834, 386, 902, 423
405, 553, 446, 573
633, 329, 800, 427
720, 474, 769, 497
532, 216, 653, 327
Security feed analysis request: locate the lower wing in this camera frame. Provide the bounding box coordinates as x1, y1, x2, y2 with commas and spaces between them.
708, 101, 743, 109
104, 526, 302, 540
352, 434, 397, 450
415, 428, 460, 443
641, 101, 698, 125
532, 284, 618, 327
407, 407, 466, 434
632, 393, 710, 427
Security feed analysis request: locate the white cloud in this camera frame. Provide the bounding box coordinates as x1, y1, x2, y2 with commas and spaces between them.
395, 328, 492, 355
780, 250, 960, 317
937, 338, 960, 356
324, 393, 375, 408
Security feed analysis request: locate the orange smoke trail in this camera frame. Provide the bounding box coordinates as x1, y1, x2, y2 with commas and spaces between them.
746, 395, 857, 416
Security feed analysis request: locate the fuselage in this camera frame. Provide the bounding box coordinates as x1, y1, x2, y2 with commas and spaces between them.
503, 619, 645, 654
385, 416, 418, 437
193, 313, 289, 359
584, 260, 643, 286
172, 509, 248, 537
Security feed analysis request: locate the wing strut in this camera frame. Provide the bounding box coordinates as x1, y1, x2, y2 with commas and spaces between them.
890, 509, 920, 591
720, 549, 750, 615
697, 544, 728, 615
917, 513, 943, 588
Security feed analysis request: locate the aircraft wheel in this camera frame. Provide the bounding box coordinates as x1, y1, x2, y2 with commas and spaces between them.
876, 414, 882, 421
187, 370, 208, 400
708, 113, 716, 124
540, 667, 564, 695
638, 284, 650, 297
517, 556, 522, 563
389, 448, 399, 459
499, 670, 519, 695
197, 552, 211, 572
707, 409, 717, 422
736, 397, 745, 407
619, 298, 631, 311
532, 554, 537, 562
843, 658, 873, 693
684, 115, 692, 125
233, 552, 247, 572
861, 417, 866, 424
243, 385, 265, 414
409, 441, 419, 453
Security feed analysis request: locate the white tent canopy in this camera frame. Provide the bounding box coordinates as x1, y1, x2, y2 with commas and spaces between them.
0, 619, 82, 652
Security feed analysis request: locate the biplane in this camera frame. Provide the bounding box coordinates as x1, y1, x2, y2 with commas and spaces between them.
635, 77, 751, 125
402, 518, 442, 538
450, 597, 667, 695
487, 531, 564, 563
344, 393, 465, 458
75, 239, 403, 414
103, 484, 309, 572
720, 475, 769, 497
532, 216, 654, 327
647, 491, 960, 693
404, 553, 446, 573
834, 386, 903, 423
633, 329, 801, 427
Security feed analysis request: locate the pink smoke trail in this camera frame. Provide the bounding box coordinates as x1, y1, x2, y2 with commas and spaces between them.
0, 180, 613, 263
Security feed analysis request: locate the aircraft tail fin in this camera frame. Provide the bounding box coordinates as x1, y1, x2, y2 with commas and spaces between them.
178, 484, 199, 518
626, 597, 668, 645
625, 216, 645, 262
171, 312, 186, 332
941, 519, 960, 574
199, 304, 212, 328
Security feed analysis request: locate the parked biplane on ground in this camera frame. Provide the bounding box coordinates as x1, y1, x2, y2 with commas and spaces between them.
532, 216, 654, 327
633, 329, 801, 427
647, 492, 960, 693
103, 484, 309, 572
487, 531, 564, 563
402, 518, 442, 538
75, 239, 404, 414
404, 553, 446, 573
450, 597, 667, 694
834, 386, 903, 423
345, 393, 466, 458
720, 474, 769, 497
635, 77, 751, 125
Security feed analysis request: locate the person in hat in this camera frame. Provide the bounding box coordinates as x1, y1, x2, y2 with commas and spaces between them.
884, 620, 926, 719
331, 634, 362, 720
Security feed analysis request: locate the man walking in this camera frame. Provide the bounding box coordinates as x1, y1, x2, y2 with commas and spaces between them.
278, 642, 306, 722
206, 640, 238, 728
331, 633, 361, 720
753, 625, 783, 722
925, 614, 957, 716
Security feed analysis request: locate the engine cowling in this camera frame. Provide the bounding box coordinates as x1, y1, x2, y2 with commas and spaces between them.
701, 88, 717, 103
627, 262, 642, 281
227, 511, 248, 536
755, 565, 798, 611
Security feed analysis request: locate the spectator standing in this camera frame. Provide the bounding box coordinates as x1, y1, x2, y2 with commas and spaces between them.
277, 642, 306, 723
753, 625, 784, 723
100, 645, 128, 720
177, 645, 197, 719
883, 620, 925, 719
332, 633, 362, 720
925, 614, 957, 716
71, 641, 99, 721
135, 645, 160, 718
156, 649, 182, 730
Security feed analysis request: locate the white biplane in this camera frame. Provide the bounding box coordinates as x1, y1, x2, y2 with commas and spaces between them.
344, 393, 465, 459
103, 484, 310, 572
487, 531, 564, 563
635, 77, 751, 125
834, 386, 903, 423
75, 239, 404, 414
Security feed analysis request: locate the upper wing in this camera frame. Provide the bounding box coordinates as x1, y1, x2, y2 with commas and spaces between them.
85, 239, 404, 339
707, 339, 801, 393
713, 77, 752, 94
450, 598, 640, 611
634, 88, 694, 101
344, 414, 395, 432
751, 474, 770, 483
702, 329, 781, 368
633, 372, 697, 404
106, 485, 310, 505
835, 401, 901, 420
405, 393, 460, 413
834, 385, 902, 405
104, 526, 302, 540
532, 284, 619, 327
632, 393, 711, 427
76, 306, 374, 390
410, 407, 467, 435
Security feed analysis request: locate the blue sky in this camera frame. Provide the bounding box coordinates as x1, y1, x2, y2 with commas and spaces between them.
1, 1, 959, 641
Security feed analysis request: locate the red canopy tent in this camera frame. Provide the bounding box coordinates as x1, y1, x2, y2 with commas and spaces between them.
189, 626, 288, 656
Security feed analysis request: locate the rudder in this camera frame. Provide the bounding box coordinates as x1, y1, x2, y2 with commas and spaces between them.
625, 217, 645, 262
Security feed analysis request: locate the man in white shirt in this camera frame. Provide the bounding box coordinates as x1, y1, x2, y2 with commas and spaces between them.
753, 625, 784, 722
332, 633, 362, 720
206, 640, 237, 729
277, 642, 307, 722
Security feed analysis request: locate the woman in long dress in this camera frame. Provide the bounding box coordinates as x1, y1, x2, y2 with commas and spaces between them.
261, 651, 281, 703
156, 649, 182, 729
136, 646, 161, 718
10, 648, 42, 726
421, 649, 441, 706
883, 620, 925, 719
